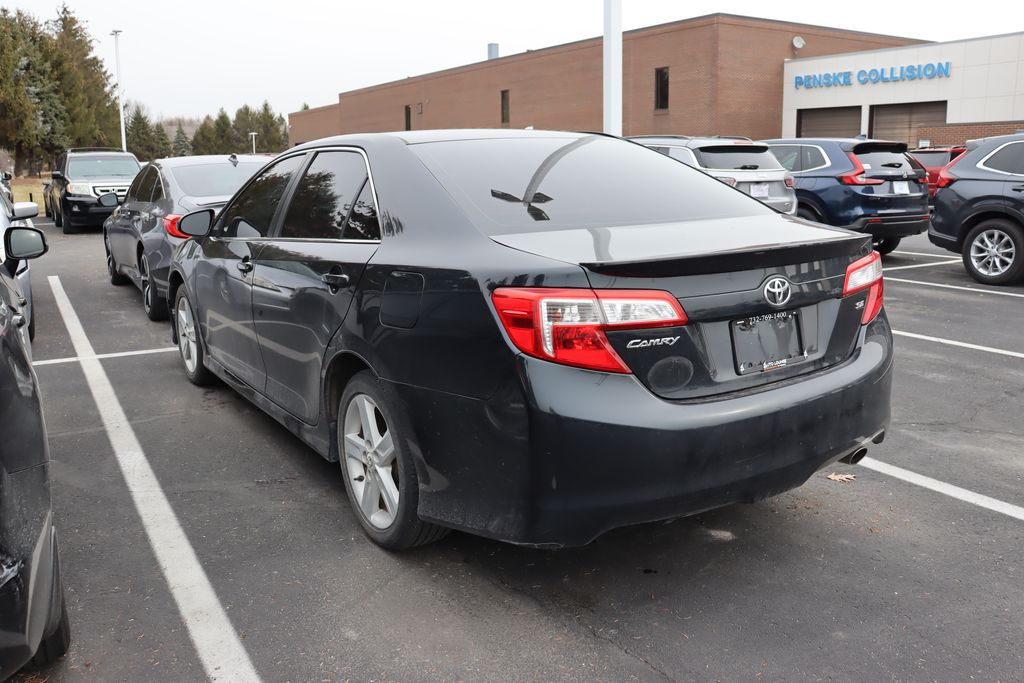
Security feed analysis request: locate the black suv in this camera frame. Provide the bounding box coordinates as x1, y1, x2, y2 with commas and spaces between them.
930, 133, 1024, 285
45, 148, 141, 234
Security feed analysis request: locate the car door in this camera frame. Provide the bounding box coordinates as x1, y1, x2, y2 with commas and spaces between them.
113, 167, 155, 268
251, 149, 380, 422
135, 167, 168, 277
194, 153, 306, 391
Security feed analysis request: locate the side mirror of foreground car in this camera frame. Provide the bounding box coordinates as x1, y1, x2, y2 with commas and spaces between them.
178, 209, 215, 238
97, 192, 122, 208
4, 226, 48, 276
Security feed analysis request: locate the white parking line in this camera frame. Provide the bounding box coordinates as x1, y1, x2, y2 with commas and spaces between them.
887, 277, 1024, 299
47, 277, 261, 683
891, 250, 959, 259
893, 330, 1024, 359
885, 260, 963, 272
860, 457, 1024, 522
33, 346, 177, 367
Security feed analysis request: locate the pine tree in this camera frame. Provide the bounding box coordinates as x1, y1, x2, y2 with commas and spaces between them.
233, 105, 258, 152
172, 123, 191, 156
152, 123, 171, 159
211, 109, 238, 154
190, 116, 216, 155
255, 101, 287, 153
126, 104, 155, 160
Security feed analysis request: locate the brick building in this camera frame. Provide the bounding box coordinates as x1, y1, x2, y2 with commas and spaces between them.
288, 14, 922, 146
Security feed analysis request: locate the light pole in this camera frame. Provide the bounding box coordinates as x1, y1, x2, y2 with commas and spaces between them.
603, 0, 622, 136
249, 132, 257, 154
111, 29, 127, 152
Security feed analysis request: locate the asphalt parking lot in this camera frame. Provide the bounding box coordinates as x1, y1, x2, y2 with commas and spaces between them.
19, 219, 1024, 682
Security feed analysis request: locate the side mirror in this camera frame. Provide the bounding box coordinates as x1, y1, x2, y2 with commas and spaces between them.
97, 192, 121, 208
12, 202, 39, 220
5, 227, 48, 260
50, 170, 63, 180
178, 209, 215, 238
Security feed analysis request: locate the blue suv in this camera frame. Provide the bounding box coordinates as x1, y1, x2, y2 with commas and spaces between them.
930, 133, 1024, 285
764, 138, 930, 254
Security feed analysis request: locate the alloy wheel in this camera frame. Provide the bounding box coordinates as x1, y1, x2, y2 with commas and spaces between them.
970, 229, 1015, 277
141, 256, 152, 313
343, 394, 399, 529
176, 297, 198, 374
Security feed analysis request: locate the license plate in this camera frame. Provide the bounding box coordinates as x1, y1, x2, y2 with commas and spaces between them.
893, 180, 910, 195
750, 182, 770, 198
731, 311, 802, 375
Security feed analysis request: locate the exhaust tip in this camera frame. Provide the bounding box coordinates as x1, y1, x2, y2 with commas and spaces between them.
840, 447, 868, 465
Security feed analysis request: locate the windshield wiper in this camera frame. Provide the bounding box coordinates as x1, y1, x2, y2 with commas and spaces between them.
882, 162, 903, 168
737, 164, 759, 170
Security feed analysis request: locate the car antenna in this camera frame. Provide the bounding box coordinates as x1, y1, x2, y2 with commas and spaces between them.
228, 153, 238, 167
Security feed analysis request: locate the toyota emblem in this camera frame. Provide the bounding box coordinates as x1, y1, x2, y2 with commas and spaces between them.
763, 276, 792, 307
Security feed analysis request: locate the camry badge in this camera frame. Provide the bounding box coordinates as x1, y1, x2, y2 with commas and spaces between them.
627, 336, 681, 349
763, 276, 792, 307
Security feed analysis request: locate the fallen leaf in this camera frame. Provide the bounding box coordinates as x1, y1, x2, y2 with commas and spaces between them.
826, 473, 857, 483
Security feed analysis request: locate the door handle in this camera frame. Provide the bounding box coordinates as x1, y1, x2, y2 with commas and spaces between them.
1011, 185, 1024, 192
321, 272, 350, 288
237, 259, 253, 274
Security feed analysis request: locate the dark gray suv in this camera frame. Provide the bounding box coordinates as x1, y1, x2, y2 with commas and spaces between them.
930, 133, 1024, 285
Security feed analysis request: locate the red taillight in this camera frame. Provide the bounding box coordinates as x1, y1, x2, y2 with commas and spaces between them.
490, 288, 687, 373
784, 175, 795, 189
163, 214, 190, 239
843, 252, 884, 324
936, 161, 959, 189
839, 153, 884, 186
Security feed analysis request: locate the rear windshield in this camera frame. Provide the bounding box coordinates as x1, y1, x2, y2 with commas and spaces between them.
169, 161, 266, 197
410, 137, 767, 234
693, 146, 783, 171
909, 151, 951, 167
855, 150, 913, 173
67, 156, 140, 179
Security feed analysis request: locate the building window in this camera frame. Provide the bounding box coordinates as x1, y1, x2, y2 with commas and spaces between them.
404, 105, 412, 131
501, 89, 510, 125
654, 67, 669, 110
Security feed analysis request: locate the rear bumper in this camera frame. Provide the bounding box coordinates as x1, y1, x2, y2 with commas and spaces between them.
847, 214, 930, 239
0, 509, 59, 680
404, 313, 893, 547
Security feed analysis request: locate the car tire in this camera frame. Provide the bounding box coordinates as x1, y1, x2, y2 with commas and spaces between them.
874, 237, 901, 255
43, 196, 51, 218
339, 371, 450, 550
174, 288, 214, 386
60, 210, 75, 235
53, 205, 62, 228
797, 205, 821, 223
28, 310, 35, 341
961, 219, 1024, 286
27, 578, 70, 670
106, 241, 130, 286
140, 254, 168, 321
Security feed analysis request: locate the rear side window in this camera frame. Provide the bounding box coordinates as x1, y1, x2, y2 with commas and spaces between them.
666, 147, 697, 166
218, 155, 304, 238
410, 136, 766, 234
982, 142, 1024, 175
150, 172, 165, 202
169, 161, 266, 197
769, 145, 799, 171
126, 171, 147, 202
343, 182, 380, 240
136, 167, 158, 203
280, 151, 370, 240
802, 146, 828, 170
693, 146, 783, 171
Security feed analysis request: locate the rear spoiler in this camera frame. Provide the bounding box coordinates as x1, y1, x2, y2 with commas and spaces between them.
845, 141, 908, 154
581, 233, 871, 278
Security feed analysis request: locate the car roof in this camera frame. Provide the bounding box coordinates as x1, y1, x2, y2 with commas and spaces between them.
630, 136, 764, 148
66, 150, 137, 157
910, 147, 965, 152
293, 129, 592, 152
153, 154, 272, 168
965, 132, 1024, 149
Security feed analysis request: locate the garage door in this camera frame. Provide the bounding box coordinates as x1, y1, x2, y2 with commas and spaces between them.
870, 101, 947, 146
797, 106, 861, 138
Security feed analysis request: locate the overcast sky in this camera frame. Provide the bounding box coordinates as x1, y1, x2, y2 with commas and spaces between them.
8, 0, 1021, 121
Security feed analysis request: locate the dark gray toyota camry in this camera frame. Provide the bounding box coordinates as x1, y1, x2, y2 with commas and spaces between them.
167, 130, 892, 549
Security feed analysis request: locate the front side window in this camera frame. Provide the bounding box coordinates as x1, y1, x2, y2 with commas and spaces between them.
280, 151, 370, 240
983, 142, 1024, 175
654, 67, 669, 110
218, 154, 304, 239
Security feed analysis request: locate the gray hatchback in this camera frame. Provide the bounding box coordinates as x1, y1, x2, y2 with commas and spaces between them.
632, 136, 797, 214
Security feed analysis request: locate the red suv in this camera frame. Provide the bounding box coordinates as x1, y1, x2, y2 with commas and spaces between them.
910, 147, 966, 201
